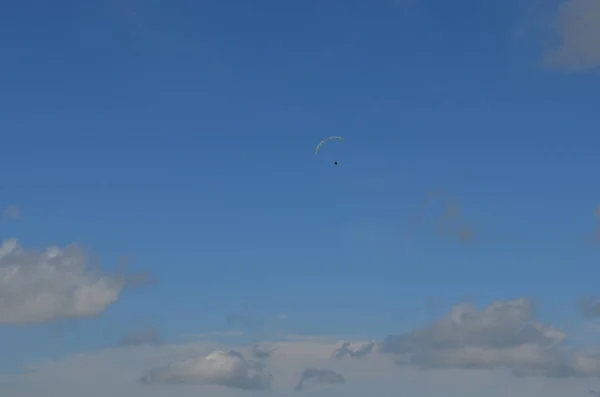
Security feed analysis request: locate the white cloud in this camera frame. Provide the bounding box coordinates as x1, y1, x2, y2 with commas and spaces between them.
380, 298, 600, 378
1, 335, 597, 397
545, 0, 600, 70
2, 298, 600, 396
0, 238, 127, 324
141, 350, 272, 390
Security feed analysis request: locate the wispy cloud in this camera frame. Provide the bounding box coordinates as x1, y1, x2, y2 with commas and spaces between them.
223, 311, 290, 342
590, 205, 600, 244
544, 0, 600, 71
119, 328, 164, 347
182, 330, 245, 340
579, 297, 600, 319
1, 206, 20, 220
407, 191, 475, 244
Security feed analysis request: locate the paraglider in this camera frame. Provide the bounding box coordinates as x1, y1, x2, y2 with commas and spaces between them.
315, 136, 344, 166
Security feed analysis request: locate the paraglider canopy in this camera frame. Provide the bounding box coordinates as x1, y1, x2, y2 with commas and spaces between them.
314, 136, 344, 155
315, 136, 344, 166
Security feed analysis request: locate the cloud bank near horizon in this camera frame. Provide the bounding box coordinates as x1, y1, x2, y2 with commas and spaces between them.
1, 297, 599, 396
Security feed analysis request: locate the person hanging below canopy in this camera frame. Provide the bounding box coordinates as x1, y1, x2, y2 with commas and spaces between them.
314, 136, 344, 166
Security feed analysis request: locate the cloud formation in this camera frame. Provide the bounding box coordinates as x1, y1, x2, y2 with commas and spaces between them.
545, 0, 600, 70
0, 238, 127, 324
579, 297, 600, 319
251, 344, 276, 359
408, 191, 475, 244
332, 341, 376, 359
1, 206, 20, 220
380, 298, 600, 378
140, 350, 272, 390
294, 368, 345, 391
2, 331, 596, 397
119, 328, 164, 347
2, 299, 600, 396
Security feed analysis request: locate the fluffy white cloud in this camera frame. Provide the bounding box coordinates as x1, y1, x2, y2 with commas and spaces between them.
141, 350, 272, 390
0, 238, 127, 324
380, 298, 600, 378
1, 298, 600, 396
545, 0, 600, 70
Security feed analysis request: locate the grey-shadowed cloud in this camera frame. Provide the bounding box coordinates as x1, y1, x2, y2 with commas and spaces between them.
1, 305, 599, 397
579, 297, 600, 319
294, 368, 345, 391
140, 349, 272, 390
332, 341, 376, 359
0, 238, 131, 324
0, 239, 127, 324
544, 0, 600, 70
251, 343, 276, 359
380, 298, 600, 378
119, 328, 164, 347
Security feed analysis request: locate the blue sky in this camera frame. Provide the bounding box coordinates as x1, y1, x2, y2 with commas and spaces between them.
1, 0, 600, 390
